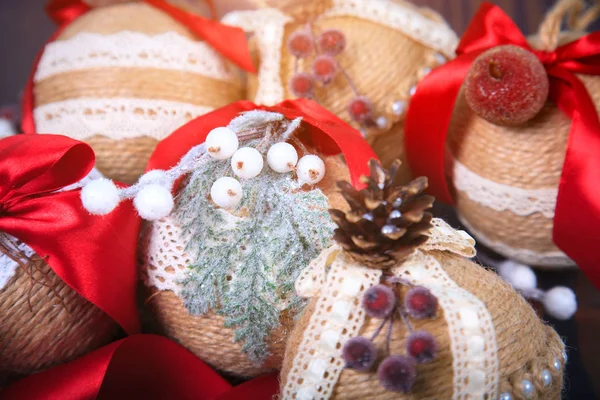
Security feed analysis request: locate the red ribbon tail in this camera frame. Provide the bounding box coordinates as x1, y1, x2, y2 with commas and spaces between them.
143, 0, 255, 72
549, 68, 600, 289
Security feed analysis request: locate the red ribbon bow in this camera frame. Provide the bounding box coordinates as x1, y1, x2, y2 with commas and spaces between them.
147, 99, 378, 189
21, 0, 255, 134
405, 2, 600, 287
0, 334, 279, 400
0, 134, 140, 333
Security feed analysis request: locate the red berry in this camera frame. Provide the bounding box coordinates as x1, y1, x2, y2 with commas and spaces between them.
318, 29, 346, 56
377, 355, 416, 393
289, 73, 314, 98
312, 55, 338, 84
362, 284, 396, 318
342, 336, 377, 372
347, 96, 373, 123
287, 30, 314, 58
405, 286, 438, 319
464, 44, 549, 126
406, 331, 438, 363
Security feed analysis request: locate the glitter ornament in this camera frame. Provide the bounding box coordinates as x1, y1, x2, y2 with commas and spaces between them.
348, 97, 373, 123
312, 55, 338, 84
267, 142, 298, 173
231, 147, 264, 179
317, 29, 346, 56
296, 154, 326, 185
287, 30, 314, 58
206, 127, 239, 160
377, 355, 416, 393
362, 284, 396, 318
342, 336, 378, 372
289, 73, 315, 98
210, 177, 243, 209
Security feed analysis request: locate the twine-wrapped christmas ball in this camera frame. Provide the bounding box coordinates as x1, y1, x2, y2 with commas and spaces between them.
0, 235, 116, 382
29, 1, 245, 183
105, 101, 378, 377
281, 160, 565, 400
223, 0, 457, 182
446, 0, 599, 269
0, 135, 140, 384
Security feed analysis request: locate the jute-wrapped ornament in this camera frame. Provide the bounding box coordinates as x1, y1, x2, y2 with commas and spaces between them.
0, 134, 140, 382
223, 0, 458, 182
25, 0, 252, 183
81, 99, 377, 377
404, 1, 600, 285
281, 160, 565, 400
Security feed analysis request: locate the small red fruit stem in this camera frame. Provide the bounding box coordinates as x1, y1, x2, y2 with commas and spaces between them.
398, 305, 414, 333
386, 312, 394, 355
370, 316, 389, 341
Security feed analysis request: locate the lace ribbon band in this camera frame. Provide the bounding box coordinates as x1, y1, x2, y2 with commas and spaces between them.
451, 158, 558, 219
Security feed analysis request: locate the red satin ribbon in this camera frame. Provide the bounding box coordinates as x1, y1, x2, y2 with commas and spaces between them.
147, 99, 378, 189
405, 2, 600, 287
22, 0, 254, 134
0, 134, 140, 333
0, 335, 279, 400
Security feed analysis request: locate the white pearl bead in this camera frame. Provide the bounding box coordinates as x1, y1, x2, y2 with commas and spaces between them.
231, 147, 263, 179
134, 184, 174, 221
210, 177, 243, 209
297, 154, 326, 185
206, 127, 239, 160
499, 393, 512, 400
392, 100, 407, 116
541, 369, 552, 387
267, 142, 298, 173
521, 379, 534, 398
553, 358, 561, 371
376, 116, 388, 129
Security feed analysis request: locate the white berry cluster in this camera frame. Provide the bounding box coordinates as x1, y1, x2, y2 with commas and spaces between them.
205, 126, 326, 209
80, 121, 327, 221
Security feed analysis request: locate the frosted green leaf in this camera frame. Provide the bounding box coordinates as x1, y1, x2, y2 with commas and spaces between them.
175, 138, 335, 364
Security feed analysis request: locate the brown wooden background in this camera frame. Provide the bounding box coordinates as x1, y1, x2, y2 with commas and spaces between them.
0, 1, 598, 398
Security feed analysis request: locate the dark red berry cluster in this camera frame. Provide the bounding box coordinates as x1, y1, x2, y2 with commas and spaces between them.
287, 25, 375, 128
341, 281, 439, 393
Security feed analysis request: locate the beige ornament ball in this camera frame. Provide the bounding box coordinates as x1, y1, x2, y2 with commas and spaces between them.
280, 161, 565, 400
139, 112, 354, 377
223, 0, 458, 184
446, 1, 599, 269
0, 234, 116, 383
30, 1, 244, 183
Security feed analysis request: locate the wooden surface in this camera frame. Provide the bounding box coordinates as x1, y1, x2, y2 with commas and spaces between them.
0, 0, 598, 398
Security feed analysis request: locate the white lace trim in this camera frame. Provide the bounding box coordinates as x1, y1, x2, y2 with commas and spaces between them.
34, 98, 213, 141
285, 219, 492, 400
323, 0, 458, 57
458, 216, 576, 268
0, 235, 35, 290
141, 215, 191, 294
392, 250, 499, 399
34, 31, 237, 83
452, 158, 558, 219
286, 250, 382, 400
223, 9, 291, 105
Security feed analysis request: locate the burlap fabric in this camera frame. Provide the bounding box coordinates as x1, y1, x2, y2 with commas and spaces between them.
33, 2, 244, 183
447, 0, 600, 268
0, 240, 116, 382
241, 0, 457, 184
143, 155, 351, 377
281, 250, 564, 399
